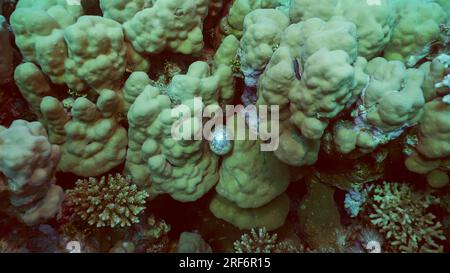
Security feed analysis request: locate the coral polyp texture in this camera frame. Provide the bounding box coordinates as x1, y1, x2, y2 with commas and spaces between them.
0, 0, 450, 254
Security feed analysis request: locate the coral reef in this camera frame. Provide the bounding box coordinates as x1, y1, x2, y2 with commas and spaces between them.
1, 0, 450, 254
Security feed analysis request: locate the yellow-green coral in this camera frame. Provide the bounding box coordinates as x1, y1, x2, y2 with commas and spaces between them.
367, 182, 446, 253
66, 174, 149, 228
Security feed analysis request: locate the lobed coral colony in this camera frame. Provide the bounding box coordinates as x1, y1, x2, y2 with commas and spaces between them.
0, 0, 449, 253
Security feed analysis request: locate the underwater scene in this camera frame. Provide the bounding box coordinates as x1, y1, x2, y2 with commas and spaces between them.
0, 0, 449, 254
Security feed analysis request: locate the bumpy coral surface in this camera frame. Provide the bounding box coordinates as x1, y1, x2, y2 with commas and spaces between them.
385, 0, 446, 66
165, 61, 233, 105
329, 58, 426, 156
405, 98, 450, 188
11, 0, 83, 62
123, 0, 208, 54
209, 193, 290, 231
216, 137, 291, 208
14, 62, 55, 116
64, 16, 127, 93
239, 8, 289, 85
99, 0, 153, 24
126, 88, 219, 201
41, 90, 128, 177
10, 0, 83, 84
0, 120, 64, 225
219, 0, 284, 38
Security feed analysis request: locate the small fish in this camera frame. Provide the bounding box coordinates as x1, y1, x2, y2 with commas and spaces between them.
293, 58, 303, 80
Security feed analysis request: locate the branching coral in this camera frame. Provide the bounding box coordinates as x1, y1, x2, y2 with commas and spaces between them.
210, 193, 290, 231
234, 227, 278, 253
66, 174, 149, 228
367, 182, 446, 253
